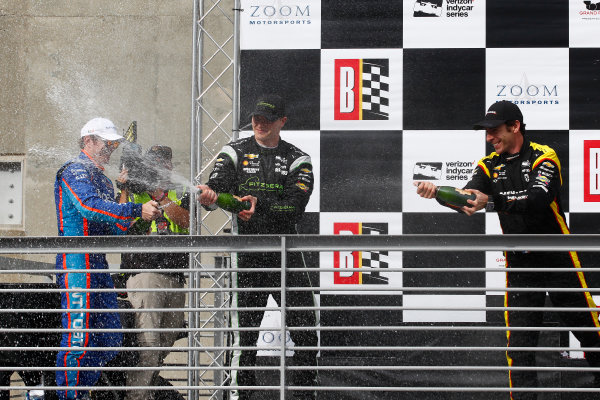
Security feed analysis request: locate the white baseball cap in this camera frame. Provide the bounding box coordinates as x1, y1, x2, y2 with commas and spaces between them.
80, 117, 124, 141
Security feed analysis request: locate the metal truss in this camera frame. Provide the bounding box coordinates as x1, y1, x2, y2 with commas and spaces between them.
190, 0, 239, 398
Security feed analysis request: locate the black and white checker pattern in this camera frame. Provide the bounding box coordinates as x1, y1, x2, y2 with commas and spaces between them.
361, 251, 389, 271
360, 223, 390, 284
361, 59, 390, 120
238, 0, 600, 380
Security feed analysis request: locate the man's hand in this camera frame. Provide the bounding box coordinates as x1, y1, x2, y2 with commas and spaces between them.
413, 181, 438, 199
141, 200, 161, 221
237, 195, 257, 222
117, 168, 129, 185
462, 189, 488, 216
196, 185, 218, 206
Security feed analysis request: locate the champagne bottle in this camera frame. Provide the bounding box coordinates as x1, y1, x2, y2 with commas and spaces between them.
435, 186, 476, 209
128, 218, 152, 235
205, 192, 251, 213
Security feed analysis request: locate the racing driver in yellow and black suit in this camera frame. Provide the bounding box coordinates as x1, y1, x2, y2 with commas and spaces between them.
197, 94, 318, 400
415, 101, 600, 399
465, 137, 600, 399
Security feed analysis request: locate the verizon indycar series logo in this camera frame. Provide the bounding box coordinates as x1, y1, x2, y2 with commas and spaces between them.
413, 161, 473, 181
333, 222, 389, 285
413, 0, 474, 18
334, 59, 389, 120
413, 162, 442, 180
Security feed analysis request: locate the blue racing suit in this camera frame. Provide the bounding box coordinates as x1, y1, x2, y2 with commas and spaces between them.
54, 150, 142, 399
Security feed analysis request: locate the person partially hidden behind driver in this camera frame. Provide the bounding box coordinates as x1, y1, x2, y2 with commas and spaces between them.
117, 145, 189, 400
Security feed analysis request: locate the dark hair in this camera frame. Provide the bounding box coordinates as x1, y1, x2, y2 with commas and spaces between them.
506, 120, 526, 135
147, 145, 172, 162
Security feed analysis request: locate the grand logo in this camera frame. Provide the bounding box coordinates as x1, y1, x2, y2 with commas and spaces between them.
247, 3, 312, 25
578, 1, 600, 20
334, 59, 389, 121
584, 140, 600, 202
333, 222, 389, 285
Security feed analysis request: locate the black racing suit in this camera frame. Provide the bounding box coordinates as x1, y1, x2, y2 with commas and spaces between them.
464, 139, 600, 399
206, 136, 317, 400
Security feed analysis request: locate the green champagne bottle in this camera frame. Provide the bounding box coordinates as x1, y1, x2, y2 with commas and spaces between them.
204, 192, 251, 213
435, 186, 476, 209
128, 218, 152, 235
216, 193, 251, 213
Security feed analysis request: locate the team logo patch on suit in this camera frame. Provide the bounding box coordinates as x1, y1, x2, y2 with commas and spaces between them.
296, 182, 309, 192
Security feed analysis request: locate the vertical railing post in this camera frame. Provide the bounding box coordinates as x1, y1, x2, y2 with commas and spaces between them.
280, 236, 287, 400
213, 255, 229, 399
188, 0, 201, 398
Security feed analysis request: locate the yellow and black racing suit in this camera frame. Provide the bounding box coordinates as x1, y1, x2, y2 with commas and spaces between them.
464, 139, 600, 399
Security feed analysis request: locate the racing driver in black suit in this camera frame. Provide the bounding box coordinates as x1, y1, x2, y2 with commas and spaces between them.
415, 101, 600, 399
198, 94, 318, 400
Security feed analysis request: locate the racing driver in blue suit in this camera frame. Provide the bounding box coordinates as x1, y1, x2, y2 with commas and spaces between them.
54, 117, 160, 400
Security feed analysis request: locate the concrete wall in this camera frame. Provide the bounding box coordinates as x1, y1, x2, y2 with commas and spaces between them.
0, 1, 194, 260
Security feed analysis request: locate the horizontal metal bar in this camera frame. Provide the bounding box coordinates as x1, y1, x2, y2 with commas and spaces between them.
2, 365, 599, 372
2, 305, 600, 313
1, 286, 597, 293
1, 385, 598, 393
5, 266, 600, 273
3, 234, 600, 254
1, 345, 597, 352
4, 325, 600, 334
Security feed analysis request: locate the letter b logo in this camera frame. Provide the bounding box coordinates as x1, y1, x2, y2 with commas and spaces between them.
334, 59, 361, 120
584, 140, 600, 202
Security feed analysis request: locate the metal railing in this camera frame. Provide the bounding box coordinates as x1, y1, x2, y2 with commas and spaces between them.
1, 234, 600, 399
190, 1, 238, 396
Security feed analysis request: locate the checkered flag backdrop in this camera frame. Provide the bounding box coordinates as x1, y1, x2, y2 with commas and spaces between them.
238, 0, 600, 396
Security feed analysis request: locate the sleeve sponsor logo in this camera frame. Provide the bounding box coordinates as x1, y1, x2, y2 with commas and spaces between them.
295, 182, 309, 192
536, 175, 551, 185
542, 161, 555, 168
